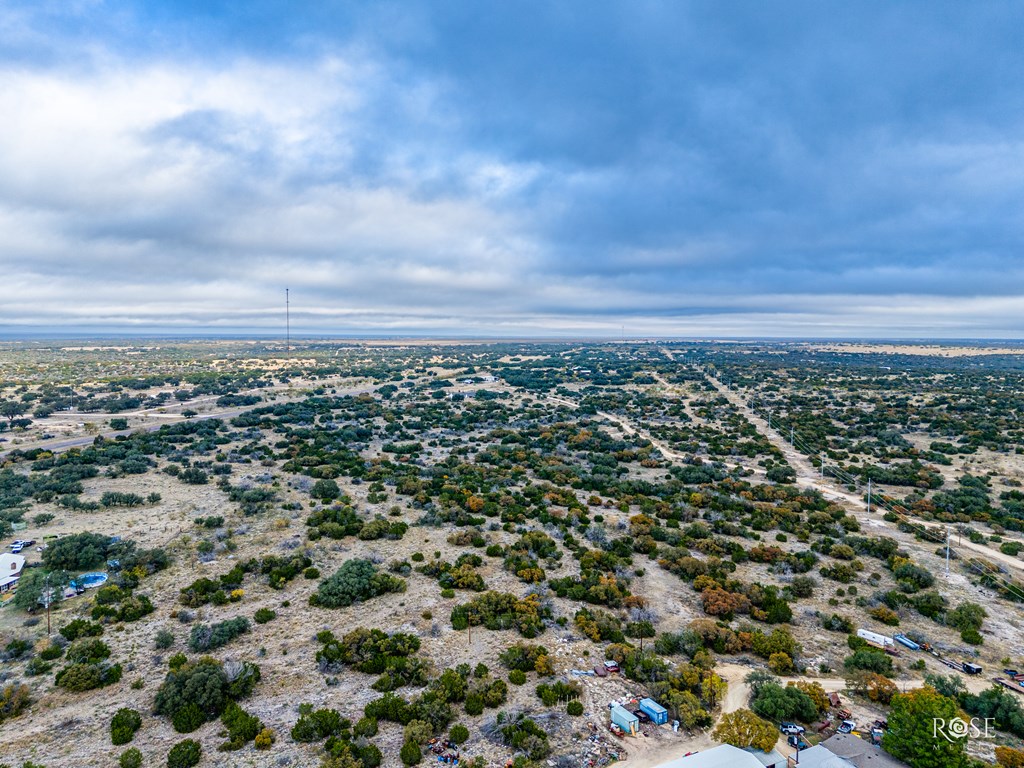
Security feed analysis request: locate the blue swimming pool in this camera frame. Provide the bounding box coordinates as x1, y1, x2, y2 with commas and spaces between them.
71, 572, 108, 589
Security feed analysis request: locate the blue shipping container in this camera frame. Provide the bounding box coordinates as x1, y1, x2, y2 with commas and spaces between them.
638, 698, 668, 725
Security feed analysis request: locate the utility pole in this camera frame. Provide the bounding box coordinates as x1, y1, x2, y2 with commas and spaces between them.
867, 478, 872, 514
43, 572, 52, 636
946, 526, 951, 577
767, 412, 772, 430
790, 425, 794, 444
285, 288, 290, 352
820, 453, 825, 479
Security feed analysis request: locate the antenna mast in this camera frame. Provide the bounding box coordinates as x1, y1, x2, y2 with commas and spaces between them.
286, 288, 290, 352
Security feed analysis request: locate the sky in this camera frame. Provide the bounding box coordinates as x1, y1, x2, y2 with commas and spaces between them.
2, 1, 1024, 338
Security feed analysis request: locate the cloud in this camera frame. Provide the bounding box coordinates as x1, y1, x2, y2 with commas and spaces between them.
1, 2, 1024, 337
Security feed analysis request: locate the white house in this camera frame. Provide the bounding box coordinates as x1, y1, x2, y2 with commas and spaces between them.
0, 552, 26, 593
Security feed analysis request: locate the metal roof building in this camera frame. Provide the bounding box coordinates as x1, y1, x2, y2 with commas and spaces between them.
816, 734, 908, 768
786, 745, 856, 768
652, 744, 768, 768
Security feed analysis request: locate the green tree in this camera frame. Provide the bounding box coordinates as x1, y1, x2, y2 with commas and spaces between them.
923, 674, 966, 700
110, 708, 143, 745
13, 569, 68, 611
43, 532, 112, 571
663, 689, 710, 729
0, 400, 27, 425
119, 747, 143, 768
400, 740, 422, 766
404, 719, 434, 744
947, 602, 987, 644
844, 649, 893, 675
883, 687, 967, 768
310, 559, 406, 608
744, 670, 780, 697
311, 479, 341, 501
625, 621, 656, 652
751, 683, 817, 723
167, 739, 201, 768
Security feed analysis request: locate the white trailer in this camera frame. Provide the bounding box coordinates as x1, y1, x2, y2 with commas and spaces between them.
857, 629, 895, 648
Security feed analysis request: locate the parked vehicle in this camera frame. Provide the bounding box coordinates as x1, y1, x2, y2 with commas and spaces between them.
787, 734, 810, 749
780, 723, 805, 735
838, 720, 856, 734
994, 677, 1024, 695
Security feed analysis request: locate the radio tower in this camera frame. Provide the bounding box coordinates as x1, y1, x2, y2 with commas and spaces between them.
286, 288, 290, 352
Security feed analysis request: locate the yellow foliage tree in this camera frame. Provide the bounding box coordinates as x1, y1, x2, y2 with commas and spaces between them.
865, 673, 898, 704
788, 681, 829, 713
712, 709, 777, 752
996, 746, 1024, 768
701, 671, 728, 710
534, 654, 554, 676
768, 652, 793, 675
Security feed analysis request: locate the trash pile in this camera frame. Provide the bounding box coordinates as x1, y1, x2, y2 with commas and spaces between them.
428, 738, 462, 765
572, 722, 626, 768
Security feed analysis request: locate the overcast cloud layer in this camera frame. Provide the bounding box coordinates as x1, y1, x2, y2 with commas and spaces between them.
2, 1, 1024, 338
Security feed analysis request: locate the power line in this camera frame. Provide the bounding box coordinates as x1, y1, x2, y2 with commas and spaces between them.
711, 372, 1024, 601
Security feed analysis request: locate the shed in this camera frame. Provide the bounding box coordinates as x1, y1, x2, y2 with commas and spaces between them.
610, 705, 639, 735
638, 698, 668, 725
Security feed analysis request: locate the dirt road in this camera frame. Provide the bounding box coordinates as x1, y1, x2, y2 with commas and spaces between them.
694, 366, 1024, 579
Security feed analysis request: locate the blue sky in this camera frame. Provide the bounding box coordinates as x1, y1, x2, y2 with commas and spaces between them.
2, 1, 1023, 337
